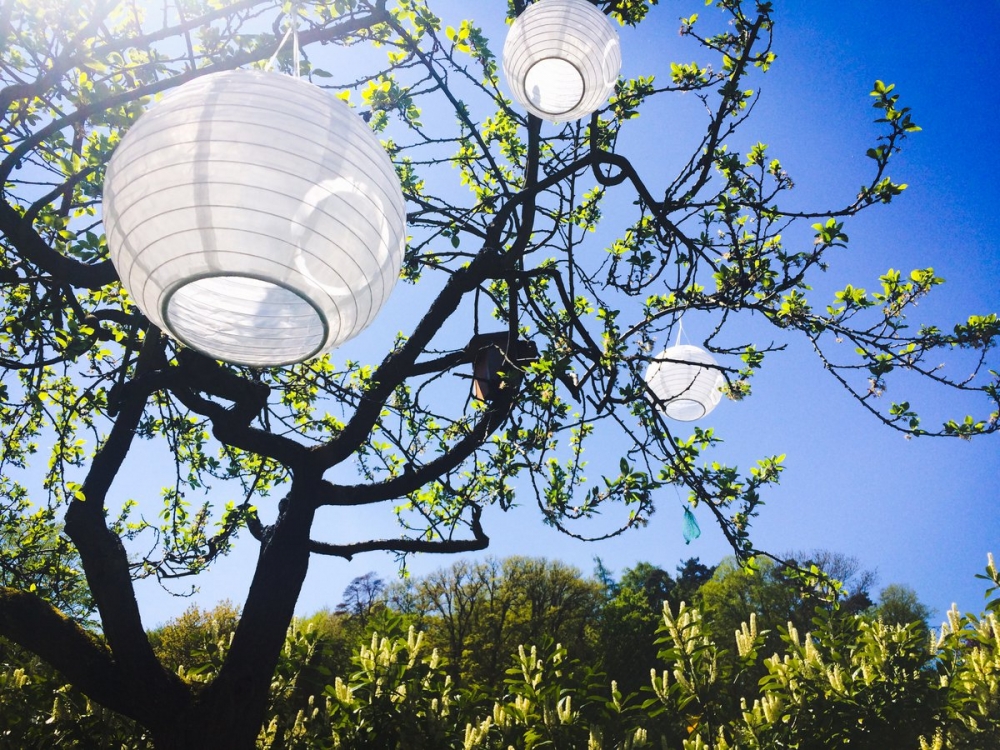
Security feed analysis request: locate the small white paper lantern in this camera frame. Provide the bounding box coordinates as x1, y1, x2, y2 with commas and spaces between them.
502, 0, 622, 122
103, 69, 406, 367
645, 344, 725, 422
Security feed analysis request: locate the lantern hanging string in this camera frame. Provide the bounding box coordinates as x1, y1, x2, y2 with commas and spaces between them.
292, 0, 300, 78
674, 315, 685, 347
266, 1, 301, 77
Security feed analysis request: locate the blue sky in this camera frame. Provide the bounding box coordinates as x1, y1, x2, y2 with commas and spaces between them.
132, 1, 1000, 628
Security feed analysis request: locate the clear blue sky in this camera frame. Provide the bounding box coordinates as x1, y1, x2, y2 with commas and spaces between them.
132, 1, 1000, 628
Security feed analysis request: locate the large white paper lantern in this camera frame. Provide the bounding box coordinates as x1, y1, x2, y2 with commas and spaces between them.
645, 344, 725, 422
502, 0, 622, 122
103, 69, 406, 367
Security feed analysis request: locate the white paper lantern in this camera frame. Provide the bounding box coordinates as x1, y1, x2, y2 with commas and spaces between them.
102, 69, 406, 367
644, 344, 725, 422
502, 0, 622, 122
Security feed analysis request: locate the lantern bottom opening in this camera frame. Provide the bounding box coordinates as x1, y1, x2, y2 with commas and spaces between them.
524, 57, 584, 116
163, 274, 328, 367
663, 398, 707, 422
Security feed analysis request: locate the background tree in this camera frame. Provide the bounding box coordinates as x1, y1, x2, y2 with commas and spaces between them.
618, 561, 676, 612
0, 0, 997, 746
699, 556, 819, 664
875, 583, 932, 630
796, 549, 879, 614
0, 552, 996, 747
394, 556, 601, 692
599, 582, 658, 696
597, 557, 715, 694
335, 571, 388, 624
146, 600, 242, 677
672, 557, 717, 608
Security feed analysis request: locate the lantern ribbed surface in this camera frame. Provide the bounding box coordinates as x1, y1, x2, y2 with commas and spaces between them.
644, 344, 725, 422
502, 0, 621, 122
103, 69, 406, 367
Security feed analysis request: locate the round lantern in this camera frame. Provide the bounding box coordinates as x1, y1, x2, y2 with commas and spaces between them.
102, 69, 406, 367
502, 0, 622, 122
644, 344, 725, 422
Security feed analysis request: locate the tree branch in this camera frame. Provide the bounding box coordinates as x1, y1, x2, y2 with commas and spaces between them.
313, 117, 564, 471
309, 503, 489, 560
321, 386, 516, 505
64, 331, 191, 723
167, 351, 308, 472
0, 0, 264, 116
0, 199, 117, 289
0, 587, 145, 718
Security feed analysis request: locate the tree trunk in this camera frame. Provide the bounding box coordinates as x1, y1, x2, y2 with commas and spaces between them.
150, 701, 263, 750
152, 485, 317, 749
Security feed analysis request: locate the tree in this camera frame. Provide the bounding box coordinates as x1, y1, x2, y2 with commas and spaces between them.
699, 556, 814, 659
2, 553, 999, 748
335, 571, 388, 623
146, 600, 242, 676
599, 560, 670, 694
0, 0, 996, 746
0, 492, 94, 622
395, 556, 601, 691
618, 561, 676, 612
876, 583, 932, 630
788, 549, 878, 614
599, 581, 659, 695
673, 557, 717, 608
598, 557, 717, 694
